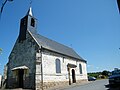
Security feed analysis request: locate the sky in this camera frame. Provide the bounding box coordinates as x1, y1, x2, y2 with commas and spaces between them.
0, 0, 120, 74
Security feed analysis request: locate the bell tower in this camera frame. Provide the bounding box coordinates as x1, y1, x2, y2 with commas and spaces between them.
19, 7, 37, 42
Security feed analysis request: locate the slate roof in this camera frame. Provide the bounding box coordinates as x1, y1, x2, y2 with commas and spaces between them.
30, 31, 86, 62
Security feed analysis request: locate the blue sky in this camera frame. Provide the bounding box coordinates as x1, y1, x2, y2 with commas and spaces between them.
0, 0, 120, 74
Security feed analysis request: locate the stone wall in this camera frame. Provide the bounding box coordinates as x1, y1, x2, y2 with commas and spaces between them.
43, 81, 69, 90
35, 49, 88, 90
36, 79, 88, 90
7, 31, 39, 89
42, 50, 88, 82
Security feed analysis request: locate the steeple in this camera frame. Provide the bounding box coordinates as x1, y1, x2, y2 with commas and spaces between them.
18, 7, 37, 42
26, 7, 33, 16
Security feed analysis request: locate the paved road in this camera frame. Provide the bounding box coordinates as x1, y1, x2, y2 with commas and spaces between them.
63, 79, 109, 90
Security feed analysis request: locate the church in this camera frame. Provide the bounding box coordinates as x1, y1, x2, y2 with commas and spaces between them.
6, 7, 88, 90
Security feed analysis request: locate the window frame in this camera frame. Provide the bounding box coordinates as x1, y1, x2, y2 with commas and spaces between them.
55, 59, 61, 73
79, 64, 83, 74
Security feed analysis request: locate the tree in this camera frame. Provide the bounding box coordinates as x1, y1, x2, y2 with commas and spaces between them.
102, 70, 110, 76
0, 48, 2, 54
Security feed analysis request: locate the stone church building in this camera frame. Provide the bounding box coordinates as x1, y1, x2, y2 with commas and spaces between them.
6, 7, 88, 90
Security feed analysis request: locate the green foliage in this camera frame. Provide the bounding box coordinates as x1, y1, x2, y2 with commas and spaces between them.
0, 48, 2, 54
88, 70, 110, 79
102, 70, 110, 76
88, 72, 102, 79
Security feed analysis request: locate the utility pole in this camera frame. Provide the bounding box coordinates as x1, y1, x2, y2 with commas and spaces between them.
0, 0, 13, 18
117, 1, 120, 51
117, 0, 120, 13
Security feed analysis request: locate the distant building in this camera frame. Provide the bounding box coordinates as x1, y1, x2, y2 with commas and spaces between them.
6, 7, 88, 90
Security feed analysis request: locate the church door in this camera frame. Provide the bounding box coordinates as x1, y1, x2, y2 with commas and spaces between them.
18, 69, 24, 88
72, 69, 76, 83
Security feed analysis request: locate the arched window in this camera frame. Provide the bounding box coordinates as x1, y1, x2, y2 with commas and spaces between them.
31, 18, 35, 27
79, 64, 83, 74
55, 59, 61, 73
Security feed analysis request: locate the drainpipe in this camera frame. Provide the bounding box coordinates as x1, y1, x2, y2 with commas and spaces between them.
40, 46, 43, 90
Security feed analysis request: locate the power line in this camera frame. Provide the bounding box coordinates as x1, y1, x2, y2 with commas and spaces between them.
0, 0, 13, 19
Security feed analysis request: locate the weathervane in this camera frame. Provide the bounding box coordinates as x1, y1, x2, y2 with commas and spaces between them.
30, 0, 32, 6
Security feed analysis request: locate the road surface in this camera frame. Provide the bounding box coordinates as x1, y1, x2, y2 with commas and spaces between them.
62, 79, 111, 90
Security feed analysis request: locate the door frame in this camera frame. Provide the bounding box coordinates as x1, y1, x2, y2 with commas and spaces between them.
18, 69, 24, 88
72, 69, 76, 83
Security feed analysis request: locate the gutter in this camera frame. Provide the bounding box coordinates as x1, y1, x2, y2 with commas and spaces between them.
40, 46, 43, 90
